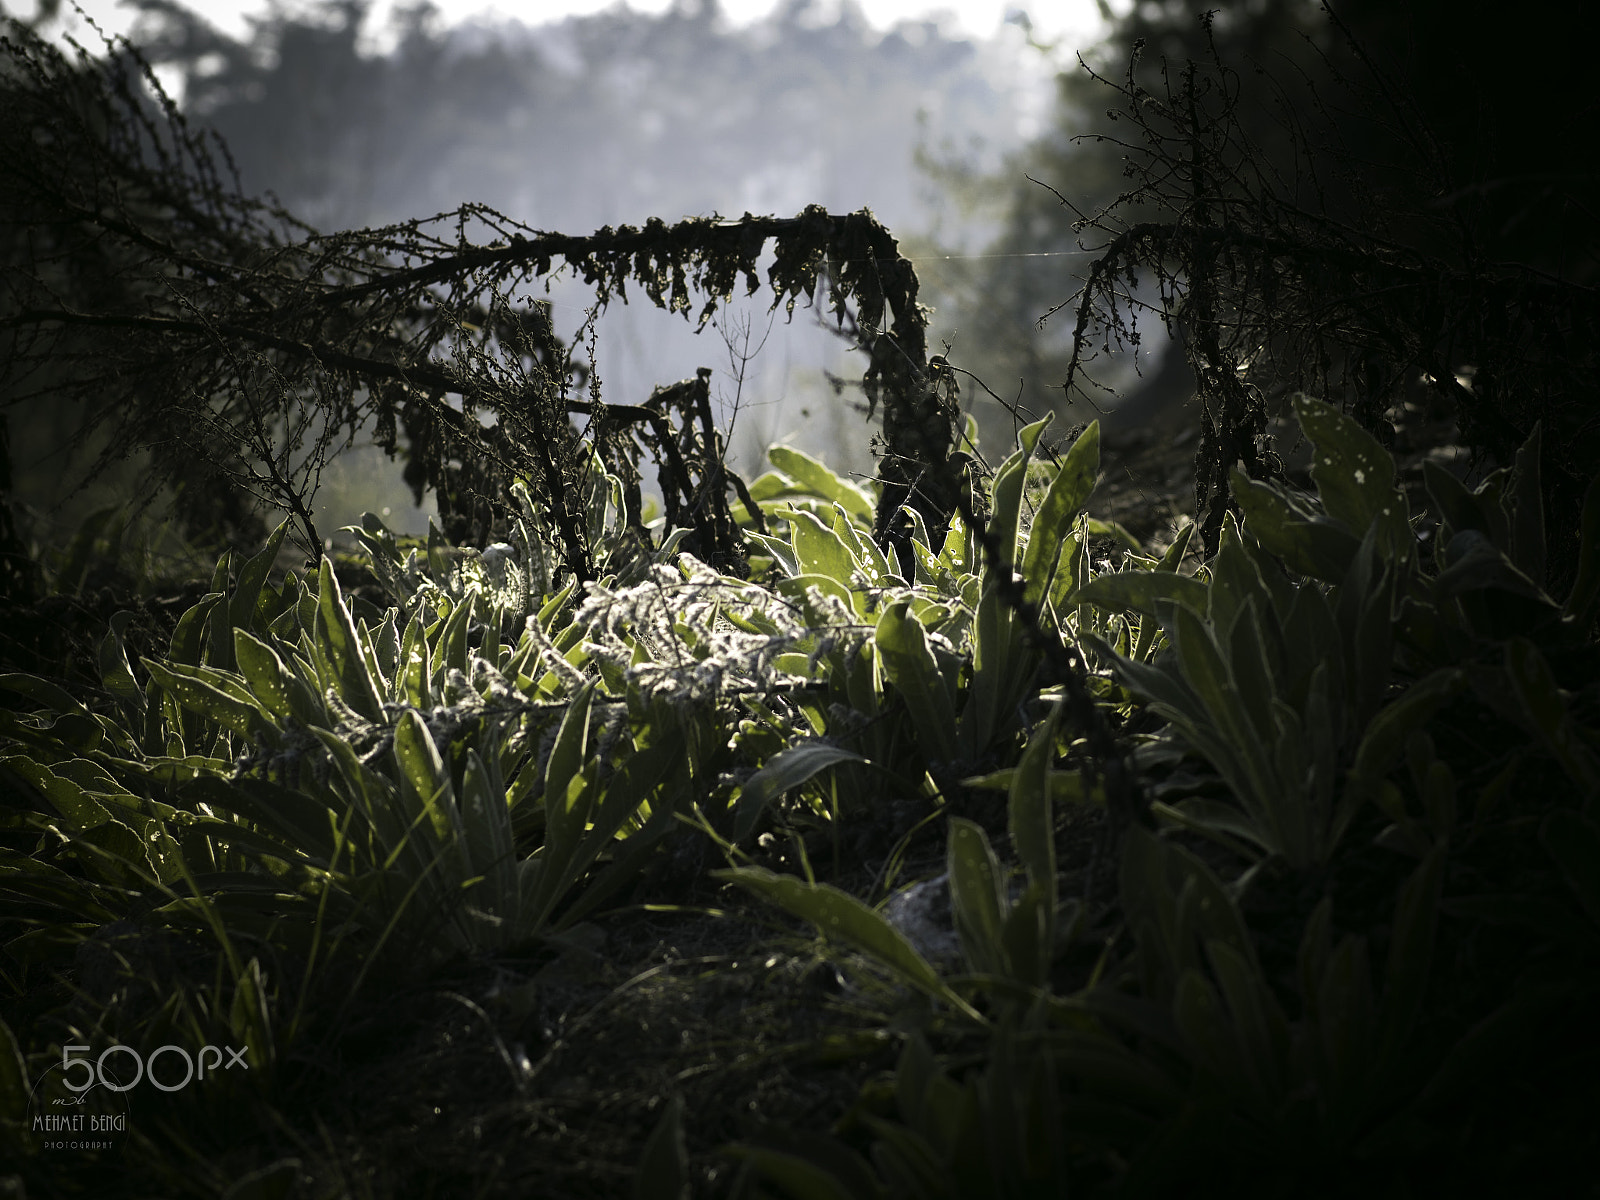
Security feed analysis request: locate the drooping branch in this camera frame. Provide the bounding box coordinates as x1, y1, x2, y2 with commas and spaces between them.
1, 20, 949, 577
1050, 24, 1600, 566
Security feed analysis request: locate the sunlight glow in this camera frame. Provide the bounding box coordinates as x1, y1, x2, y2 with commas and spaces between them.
38, 0, 1107, 51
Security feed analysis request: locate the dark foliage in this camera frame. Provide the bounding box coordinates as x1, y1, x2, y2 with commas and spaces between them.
0, 19, 983, 580
1050, 14, 1600, 571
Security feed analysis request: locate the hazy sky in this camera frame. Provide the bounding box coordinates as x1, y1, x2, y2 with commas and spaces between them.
46, 0, 1109, 48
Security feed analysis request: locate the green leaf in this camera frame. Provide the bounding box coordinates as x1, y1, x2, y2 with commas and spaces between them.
1205, 937, 1289, 1109
767, 446, 876, 519
143, 659, 266, 738
1294, 394, 1406, 538
1171, 606, 1272, 808
1020, 420, 1099, 605
316, 558, 385, 720
722, 1140, 879, 1200
3, 753, 111, 830
1084, 517, 1141, 551
1008, 704, 1059, 901
790, 509, 862, 586
1071, 570, 1208, 621
53, 505, 121, 596
986, 414, 1052, 564
875, 598, 958, 765
1423, 459, 1498, 543
1231, 470, 1359, 581
98, 611, 148, 724
169, 593, 225, 668
233, 629, 296, 722
734, 743, 868, 844
714, 867, 984, 1022
947, 817, 1009, 977
460, 747, 517, 906
834, 506, 897, 586
0, 1014, 28, 1139
438, 587, 476, 677
1351, 668, 1465, 786
545, 682, 597, 805
230, 519, 291, 638
393, 710, 462, 850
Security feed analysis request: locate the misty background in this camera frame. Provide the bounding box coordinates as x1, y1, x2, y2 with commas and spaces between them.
9, 0, 1587, 548
17, 0, 1099, 541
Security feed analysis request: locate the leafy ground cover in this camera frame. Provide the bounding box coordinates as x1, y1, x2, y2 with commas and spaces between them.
3, 393, 1598, 1199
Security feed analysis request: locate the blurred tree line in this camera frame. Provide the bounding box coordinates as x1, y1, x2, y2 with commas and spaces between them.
110, 0, 1026, 235
4, 0, 1594, 572
3, 0, 1038, 542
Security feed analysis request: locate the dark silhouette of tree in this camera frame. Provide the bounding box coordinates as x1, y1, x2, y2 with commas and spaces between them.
1, 19, 967, 579
934, 2, 1598, 574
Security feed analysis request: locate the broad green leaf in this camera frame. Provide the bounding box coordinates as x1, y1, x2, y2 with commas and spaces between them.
1434, 532, 1553, 604
1172, 969, 1242, 1091
862, 1116, 953, 1200
393, 710, 461, 849
734, 743, 868, 844
876, 598, 958, 764
438, 587, 476, 677
714, 867, 984, 1022
1294, 394, 1405, 535
142, 659, 265, 738
1205, 938, 1289, 1110
833, 505, 897, 586
1084, 517, 1142, 550
986, 414, 1052, 564
460, 748, 517, 909
1231, 471, 1358, 582
3, 754, 112, 830
544, 681, 597, 815
1170, 606, 1273, 808
1071, 570, 1208, 620
1350, 668, 1465, 786
789, 509, 861, 586
1008, 704, 1059, 900
54, 504, 120, 596
550, 739, 681, 928
947, 817, 1009, 977
721, 1143, 876, 1200
0, 1014, 27, 1136
767, 445, 875, 518
1150, 798, 1275, 858
186, 775, 339, 865
1423, 459, 1499, 543
1223, 599, 1277, 743
0, 672, 90, 717
229, 519, 291, 638
1020, 420, 1099, 605
169, 593, 224, 668
316, 558, 385, 720
233, 629, 296, 721
98, 611, 147, 723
